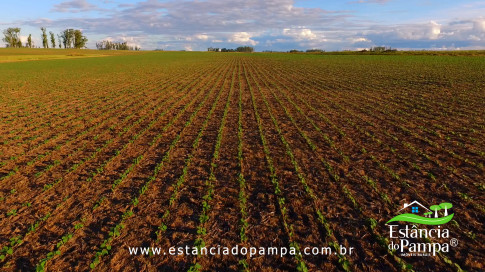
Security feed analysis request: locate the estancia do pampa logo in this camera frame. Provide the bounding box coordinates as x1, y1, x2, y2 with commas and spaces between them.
386, 200, 458, 257
387, 200, 454, 225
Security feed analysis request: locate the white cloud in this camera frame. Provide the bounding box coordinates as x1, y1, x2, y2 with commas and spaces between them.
351, 37, 370, 43
194, 34, 209, 41
473, 19, 485, 32
468, 35, 481, 41
300, 29, 317, 40
52, 0, 98, 13
360, 18, 485, 50
429, 21, 441, 40
392, 21, 442, 40
184, 34, 209, 41
283, 28, 319, 41
228, 32, 258, 46
40, 0, 348, 37
19, 35, 28, 45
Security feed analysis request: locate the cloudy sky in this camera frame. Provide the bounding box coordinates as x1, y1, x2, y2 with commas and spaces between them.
1, 0, 485, 51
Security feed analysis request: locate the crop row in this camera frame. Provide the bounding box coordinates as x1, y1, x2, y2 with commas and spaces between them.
0, 59, 227, 268
248, 57, 472, 270
88, 59, 236, 270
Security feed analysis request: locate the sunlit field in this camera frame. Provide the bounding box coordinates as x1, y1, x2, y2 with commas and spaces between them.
0, 51, 484, 271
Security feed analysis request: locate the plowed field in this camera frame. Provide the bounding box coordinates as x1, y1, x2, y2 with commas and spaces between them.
0, 51, 483, 271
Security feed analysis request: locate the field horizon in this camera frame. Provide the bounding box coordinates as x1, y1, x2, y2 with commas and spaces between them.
3, 47, 485, 63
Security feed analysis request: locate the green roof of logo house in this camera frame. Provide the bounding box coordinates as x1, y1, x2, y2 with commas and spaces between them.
387, 200, 454, 225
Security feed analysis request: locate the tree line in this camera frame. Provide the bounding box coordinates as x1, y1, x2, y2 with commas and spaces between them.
2, 27, 88, 49
96, 40, 140, 51
208, 46, 254, 53
288, 49, 325, 53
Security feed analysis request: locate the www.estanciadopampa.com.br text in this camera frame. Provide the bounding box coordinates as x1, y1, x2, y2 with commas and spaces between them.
128, 245, 355, 258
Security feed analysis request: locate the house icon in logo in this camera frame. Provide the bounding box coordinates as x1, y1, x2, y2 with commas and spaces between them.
397, 200, 431, 216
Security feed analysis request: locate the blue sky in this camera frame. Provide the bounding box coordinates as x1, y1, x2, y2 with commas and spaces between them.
1, 0, 485, 51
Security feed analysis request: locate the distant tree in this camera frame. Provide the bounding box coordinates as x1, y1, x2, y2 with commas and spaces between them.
60, 29, 73, 48
41, 27, 48, 48
59, 29, 87, 49
27, 34, 33, 48
96, 40, 139, 50
370, 46, 386, 52
57, 34, 62, 48
306, 49, 324, 53
289, 49, 301, 53
49, 31, 56, 48
73, 29, 88, 49
2, 27, 21, 48
236, 46, 254, 52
